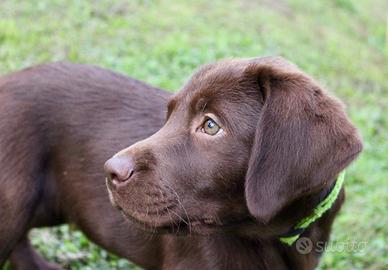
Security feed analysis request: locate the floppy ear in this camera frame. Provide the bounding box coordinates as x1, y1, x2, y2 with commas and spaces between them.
244, 57, 363, 224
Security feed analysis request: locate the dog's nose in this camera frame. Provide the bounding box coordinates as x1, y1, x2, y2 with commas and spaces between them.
104, 155, 135, 184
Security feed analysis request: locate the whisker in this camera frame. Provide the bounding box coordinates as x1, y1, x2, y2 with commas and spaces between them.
163, 181, 192, 235
146, 196, 157, 234
159, 189, 178, 234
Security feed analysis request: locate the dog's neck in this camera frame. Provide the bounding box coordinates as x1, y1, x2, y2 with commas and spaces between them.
278, 171, 345, 245
160, 176, 345, 270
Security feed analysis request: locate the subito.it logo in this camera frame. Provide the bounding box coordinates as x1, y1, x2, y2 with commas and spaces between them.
295, 237, 313, 254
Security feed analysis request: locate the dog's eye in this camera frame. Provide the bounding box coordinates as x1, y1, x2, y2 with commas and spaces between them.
202, 118, 221, 135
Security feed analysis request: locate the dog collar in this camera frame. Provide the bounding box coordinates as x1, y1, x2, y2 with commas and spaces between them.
279, 171, 346, 246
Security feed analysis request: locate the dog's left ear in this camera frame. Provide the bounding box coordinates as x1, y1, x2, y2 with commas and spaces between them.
244, 57, 363, 224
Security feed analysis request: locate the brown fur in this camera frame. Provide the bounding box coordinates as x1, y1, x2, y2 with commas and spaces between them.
0, 63, 168, 269
0, 57, 362, 270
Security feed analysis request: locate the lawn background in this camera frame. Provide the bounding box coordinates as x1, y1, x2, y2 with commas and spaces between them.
1, 0, 387, 269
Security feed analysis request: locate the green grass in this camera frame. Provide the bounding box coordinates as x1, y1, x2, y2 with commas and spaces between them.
1, 0, 387, 269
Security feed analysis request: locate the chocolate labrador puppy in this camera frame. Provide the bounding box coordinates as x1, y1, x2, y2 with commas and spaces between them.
0, 57, 361, 270
104, 57, 362, 269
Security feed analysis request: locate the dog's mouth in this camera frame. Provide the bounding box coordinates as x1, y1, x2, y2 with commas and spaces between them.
106, 179, 253, 234
114, 203, 253, 235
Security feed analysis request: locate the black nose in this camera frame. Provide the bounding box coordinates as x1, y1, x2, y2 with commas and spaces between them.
104, 155, 135, 184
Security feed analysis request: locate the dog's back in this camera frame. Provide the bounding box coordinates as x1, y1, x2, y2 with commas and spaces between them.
0, 62, 169, 268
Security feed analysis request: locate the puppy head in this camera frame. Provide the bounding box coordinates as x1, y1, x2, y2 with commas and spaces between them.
105, 57, 362, 234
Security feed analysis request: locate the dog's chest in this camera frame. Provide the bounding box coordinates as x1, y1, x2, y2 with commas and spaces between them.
161, 236, 287, 270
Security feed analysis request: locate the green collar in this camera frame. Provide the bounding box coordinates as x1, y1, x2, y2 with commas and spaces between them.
279, 171, 346, 246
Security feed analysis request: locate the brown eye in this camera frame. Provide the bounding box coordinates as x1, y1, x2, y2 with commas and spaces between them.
202, 118, 221, 135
